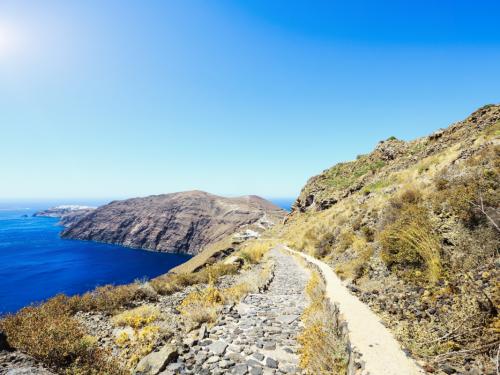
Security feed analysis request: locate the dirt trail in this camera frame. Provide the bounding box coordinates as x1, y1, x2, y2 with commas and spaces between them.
284, 245, 425, 375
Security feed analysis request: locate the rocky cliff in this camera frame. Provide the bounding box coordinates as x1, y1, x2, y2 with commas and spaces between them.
291, 104, 500, 215
61, 191, 285, 255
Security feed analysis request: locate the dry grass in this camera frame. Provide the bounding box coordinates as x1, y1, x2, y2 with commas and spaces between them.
112, 305, 160, 329
223, 264, 272, 304
298, 272, 349, 374
380, 203, 441, 283
113, 323, 162, 368
177, 285, 224, 324
237, 240, 274, 265
335, 236, 373, 281
70, 283, 140, 314
150, 263, 238, 295
0, 295, 125, 374
177, 261, 273, 325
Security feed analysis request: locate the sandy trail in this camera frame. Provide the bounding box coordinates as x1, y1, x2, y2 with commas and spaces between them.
283, 245, 425, 375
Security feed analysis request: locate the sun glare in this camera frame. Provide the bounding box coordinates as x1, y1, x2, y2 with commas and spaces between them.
0, 23, 21, 58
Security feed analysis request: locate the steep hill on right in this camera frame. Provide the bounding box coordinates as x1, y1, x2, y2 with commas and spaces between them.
278, 104, 499, 374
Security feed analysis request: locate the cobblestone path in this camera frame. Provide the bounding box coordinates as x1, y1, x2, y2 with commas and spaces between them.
169, 248, 310, 375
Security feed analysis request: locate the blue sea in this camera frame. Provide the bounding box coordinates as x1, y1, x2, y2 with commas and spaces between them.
0, 198, 293, 315
0, 202, 191, 315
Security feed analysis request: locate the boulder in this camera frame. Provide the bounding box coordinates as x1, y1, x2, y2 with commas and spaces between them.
207, 340, 228, 355
134, 345, 178, 375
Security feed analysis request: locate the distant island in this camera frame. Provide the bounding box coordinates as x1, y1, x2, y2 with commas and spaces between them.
36, 191, 286, 256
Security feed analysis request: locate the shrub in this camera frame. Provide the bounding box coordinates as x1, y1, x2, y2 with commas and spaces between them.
150, 263, 238, 295
315, 231, 336, 258
361, 225, 375, 242
112, 305, 160, 329
336, 230, 355, 253
177, 285, 224, 324
298, 273, 349, 374
238, 241, 270, 264
72, 284, 140, 313
335, 236, 373, 281
222, 264, 272, 304
380, 204, 441, 283
431, 150, 499, 229
0, 297, 124, 374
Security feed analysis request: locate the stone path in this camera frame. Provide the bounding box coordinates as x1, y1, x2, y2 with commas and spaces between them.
167, 248, 309, 374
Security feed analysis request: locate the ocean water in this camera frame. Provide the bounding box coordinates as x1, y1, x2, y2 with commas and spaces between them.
0, 205, 191, 315
270, 198, 295, 211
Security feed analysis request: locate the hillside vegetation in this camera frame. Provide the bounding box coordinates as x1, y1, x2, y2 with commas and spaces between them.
274, 104, 499, 374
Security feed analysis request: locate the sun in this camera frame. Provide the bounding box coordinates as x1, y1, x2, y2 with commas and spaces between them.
0, 23, 20, 58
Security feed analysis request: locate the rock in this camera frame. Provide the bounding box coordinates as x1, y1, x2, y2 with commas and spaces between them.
159, 362, 183, 374
224, 255, 245, 268
199, 339, 212, 346
134, 345, 178, 375
265, 357, 278, 368
208, 341, 228, 356
206, 356, 220, 364
199, 324, 208, 340
263, 343, 276, 350
441, 364, 456, 374
233, 364, 249, 375
276, 315, 299, 324
252, 352, 264, 361
249, 367, 263, 375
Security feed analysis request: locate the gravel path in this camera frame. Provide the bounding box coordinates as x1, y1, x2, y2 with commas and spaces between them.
286, 246, 426, 375
169, 248, 309, 375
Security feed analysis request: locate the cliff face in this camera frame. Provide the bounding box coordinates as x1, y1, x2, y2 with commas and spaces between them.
61, 191, 285, 255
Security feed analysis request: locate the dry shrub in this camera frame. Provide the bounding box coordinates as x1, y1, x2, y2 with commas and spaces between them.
72, 284, 140, 314
298, 272, 349, 374
114, 324, 161, 369
112, 305, 160, 329
222, 264, 272, 304
177, 285, 224, 324
361, 225, 375, 242
394, 282, 498, 369
238, 241, 271, 265
432, 144, 499, 229
315, 231, 336, 258
380, 204, 441, 283
111, 305, 164, 369
150, 263, 238, 295
336, 236, 373, 281
0, 296, 124, 374
336, 229, 355, 253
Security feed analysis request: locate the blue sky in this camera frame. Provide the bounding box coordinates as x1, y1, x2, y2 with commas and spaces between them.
1, 1, 499, 200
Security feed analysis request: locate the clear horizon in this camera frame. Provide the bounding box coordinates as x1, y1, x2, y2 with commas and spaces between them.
1, 1, 499, 199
